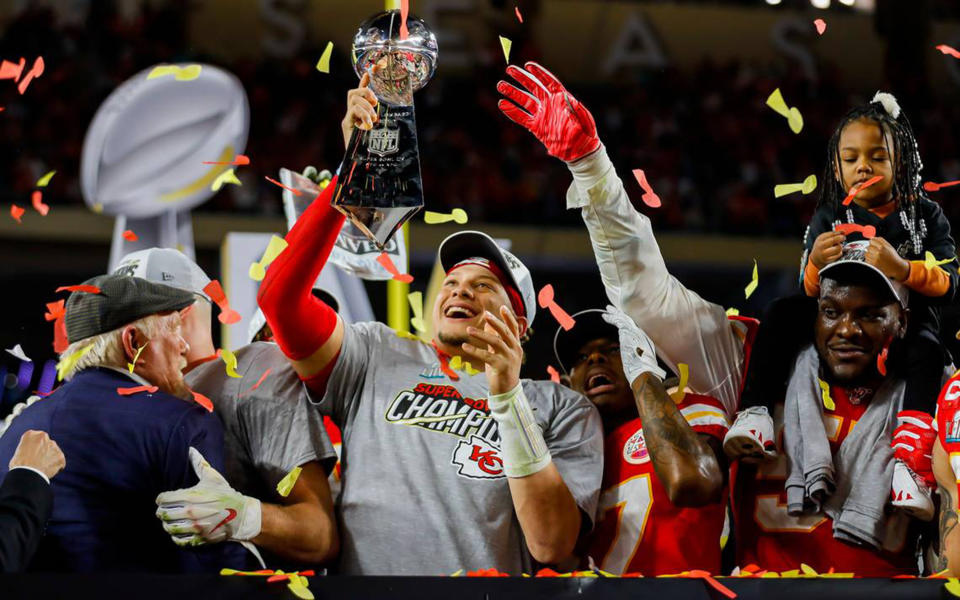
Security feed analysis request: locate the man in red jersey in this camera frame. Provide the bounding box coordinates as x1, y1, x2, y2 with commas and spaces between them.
735, 249, 923, 576
554, 307, 728, 575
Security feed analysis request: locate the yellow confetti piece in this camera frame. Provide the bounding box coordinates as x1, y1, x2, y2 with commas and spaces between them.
799, 563, 818, 576
316, 42, 334, 73
408, 291, 426, 333
450, 570, 463, 577
36, 170, 56, 187
670, 363, 688, 403
395, 330, 423, 342
91, 202, 104, 213
766, 88, 803, 134
725, 307, 739, 317
287, 573, 314, 600
249, 235, 288, 281
276, 466, 303, 497
774, 174, 817, 198
211, 168, 241, 192
128, 342, 148, 373
946, 579, 960, 598
744, 259, 758, 299
220, 348, 242, 378
449, 356, 482, 375
147, 64, 202, 81
924, 251, 954, 270
499, 36, 512, 63
424, 208, 468, 225
57, 344, 94, 381
819, 378, 835, 410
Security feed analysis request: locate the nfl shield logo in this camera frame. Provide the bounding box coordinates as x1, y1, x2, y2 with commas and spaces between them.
368, 124, 400, 157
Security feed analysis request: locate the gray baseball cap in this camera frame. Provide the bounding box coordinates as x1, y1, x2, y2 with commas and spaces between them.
114, 248, 211, 300
438, 231, 536, 325
819, 240, 909, 308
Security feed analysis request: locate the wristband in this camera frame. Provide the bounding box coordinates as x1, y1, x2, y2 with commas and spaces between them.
488, 382, 551, 478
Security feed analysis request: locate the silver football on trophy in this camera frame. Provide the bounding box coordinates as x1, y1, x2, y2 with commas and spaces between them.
352, 10, 438, 106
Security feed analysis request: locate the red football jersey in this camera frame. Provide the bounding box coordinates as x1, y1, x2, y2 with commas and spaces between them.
735, 386, 916, 576
584, 393, 729, 575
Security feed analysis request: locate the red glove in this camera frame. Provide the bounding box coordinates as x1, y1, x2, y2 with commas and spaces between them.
892, 410, 936, 488
497, 62, 600, 163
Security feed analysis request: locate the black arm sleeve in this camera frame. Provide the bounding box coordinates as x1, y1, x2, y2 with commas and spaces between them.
921, 200, 959, 305
0, 468, 52, 573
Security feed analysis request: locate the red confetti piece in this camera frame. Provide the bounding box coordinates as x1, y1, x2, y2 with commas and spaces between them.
841, 175, 884, 206
632, 169, 661, 208
249, 368, 272, 392
202, 155, 250, 166
465, 568, 510, 577
31, 191, 48, 216
264, 176, 302, 196
0, 58, 25, 81
190, 389, 214, 412
878, 342, 890, 376
834, 223, 876, 239
377, 252, 413, 283
431, 342, 460, 381
515, 6, 523, 23
122, 229, 138, 241
10, 204, 24, 223
0, 107, 5, 112
546, 365, 561, 383
937, 44, 960, 59
203, 280, 242, 324
399, 0, 410, 40
44, 300, 68, 353
814, 19, 826, 35
17, 56, 43, 95
683, 570, 737, 599
924, 179, 960, 192
537, 284, 575, 331
117, 385, 159, 396
56, 285, 101, 294
266, 574, 289, 583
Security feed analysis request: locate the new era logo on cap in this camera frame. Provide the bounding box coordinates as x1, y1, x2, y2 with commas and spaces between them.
114, 248, 211, 300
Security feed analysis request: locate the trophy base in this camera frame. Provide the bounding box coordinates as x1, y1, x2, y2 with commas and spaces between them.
333, 203, 421, 252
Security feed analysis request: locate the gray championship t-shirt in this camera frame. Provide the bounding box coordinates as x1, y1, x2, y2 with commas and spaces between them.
185, 342, 337, 502
317, 322, 604, 575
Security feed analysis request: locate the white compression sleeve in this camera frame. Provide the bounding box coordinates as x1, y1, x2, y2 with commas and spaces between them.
488, 383, 551, 478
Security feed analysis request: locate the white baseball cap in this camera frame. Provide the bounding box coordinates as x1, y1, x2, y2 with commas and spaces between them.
438, 230, 535, 325
819, 240, 909, 308
113, 247, 212, 300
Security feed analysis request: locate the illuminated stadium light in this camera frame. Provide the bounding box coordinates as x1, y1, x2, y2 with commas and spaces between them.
810, 0, 831, 8
838, 0, 855, 5
765, 0, 782, 5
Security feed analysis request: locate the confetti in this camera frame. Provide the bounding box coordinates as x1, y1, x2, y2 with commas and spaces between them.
515, 6, 523, 23
44, 300, 68, 353
537, 284, 575, 331
56, 285, 101, 294
671, 363, 689, 403
36, 170, 55, 187
264, 175, 302, 196
249, 368, 272, 392
632, 169, 662, 208
17, 57, 43, 95
773, 174, 817, 198
877, 342, 889, 376
766, 88, 803, 134
834, 223, 876, 239
147, 64, 202, 81
202, 155, 249, 166
432, 343, 460, 381
5, 344, 30, 362
841, 175, 884, 206
116, 385, 159, 396
499, 36, 512, 64
56, 344, 94, 381
744, 259, 758, 299
122, 229, 138, 242
681, 570, 736, 599
10, 204, 24, 223
0, 58, 25, 81
287, 573, 314, 600
211, 168, 242, 192
449, 355, 481, 375
937, 44, 960, 60
377, 252, 414, 283
725, 307, 740, 317
316, 42, 334, 73
31, 191, 48, 216
924, 251, 954, 270
408, 291, 426, 333
946, 578, 960, 597
128, 342, 147, 373
818, 378, 835, 410
547, 365, 561, 383
249, 235, 288, 281
190, 389, 214, 412
203, 280, 242, 324
924, 179, 960, 192
424, 208, 468, 225
219, 348, 242, 378
400, 0, 410, 40
276, 466, 303, 498
814, 19, 826, 35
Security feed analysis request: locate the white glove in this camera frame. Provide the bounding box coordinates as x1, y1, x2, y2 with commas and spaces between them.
155, 447, 261, 546
601, 305, 666, 384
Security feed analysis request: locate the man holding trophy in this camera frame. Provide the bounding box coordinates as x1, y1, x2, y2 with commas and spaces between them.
256, 10, 603, 575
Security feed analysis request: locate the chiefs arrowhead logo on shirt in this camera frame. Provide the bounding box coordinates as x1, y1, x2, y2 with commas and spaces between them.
623, 429, 650, 465
385, 383, 504, 480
